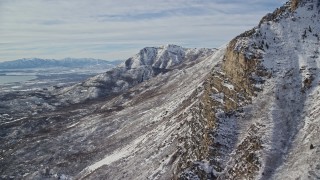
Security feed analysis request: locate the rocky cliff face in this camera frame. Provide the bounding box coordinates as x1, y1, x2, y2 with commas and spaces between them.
1, 0, 320, 179
0, 45, 221, 179
177, 0, 320, 179
291, 0, 300, 10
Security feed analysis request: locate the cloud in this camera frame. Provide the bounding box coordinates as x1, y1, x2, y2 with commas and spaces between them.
0, 0, 286, 61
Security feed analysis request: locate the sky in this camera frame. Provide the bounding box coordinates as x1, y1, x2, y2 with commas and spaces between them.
0, 0, 287, 62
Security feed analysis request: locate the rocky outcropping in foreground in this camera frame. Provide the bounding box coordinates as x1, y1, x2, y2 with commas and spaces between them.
1, 0, 320, 179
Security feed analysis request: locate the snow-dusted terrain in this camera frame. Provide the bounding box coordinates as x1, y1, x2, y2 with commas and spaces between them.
257, 1, 320, 179
0, 44, 219, 179
1, 0, 320, 179
53, 44, 215, 104
211, 1, 320, 179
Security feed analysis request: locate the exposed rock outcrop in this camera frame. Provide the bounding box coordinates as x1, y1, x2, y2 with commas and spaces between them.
1, 0, 320, 179
177, 0, 320, 179
291, 0, 300, 10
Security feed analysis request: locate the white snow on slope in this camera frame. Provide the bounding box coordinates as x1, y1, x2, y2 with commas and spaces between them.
54, 44, 214, 104
229, 1, 320, 179
73, 46, 225, 179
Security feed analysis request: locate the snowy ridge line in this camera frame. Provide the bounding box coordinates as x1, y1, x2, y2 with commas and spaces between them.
53, 45, 216, 105
76, 47, 225, 179
214, 0, 320, 179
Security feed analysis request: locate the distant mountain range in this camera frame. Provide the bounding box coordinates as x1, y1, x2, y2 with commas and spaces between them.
0, 58, 123, 69
1, 1, 320, 180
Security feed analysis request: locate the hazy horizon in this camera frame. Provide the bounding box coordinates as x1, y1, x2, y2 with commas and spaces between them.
0, 0, 286, 62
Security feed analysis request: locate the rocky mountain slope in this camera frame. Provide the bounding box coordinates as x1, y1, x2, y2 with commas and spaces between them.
1, 0, 320, 179
0, 44, 218, 179
197, 0, 320, 179
53, 44, 215, 104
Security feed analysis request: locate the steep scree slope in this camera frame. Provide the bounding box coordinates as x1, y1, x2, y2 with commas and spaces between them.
0, 45, 220, 179
1, 0, 320, 179
179, 0, 320, 179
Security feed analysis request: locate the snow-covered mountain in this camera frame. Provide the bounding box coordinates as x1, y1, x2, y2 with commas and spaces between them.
0, 0, 320, 179
123, 44, 208, 69
53, 44, 215, 104
0, 58, 122, 69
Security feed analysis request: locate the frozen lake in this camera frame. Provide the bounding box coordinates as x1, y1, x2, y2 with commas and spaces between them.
0, 75, 37, 85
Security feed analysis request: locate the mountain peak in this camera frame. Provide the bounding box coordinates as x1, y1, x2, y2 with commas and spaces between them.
2, 1, 320, 180
160, 44, 183, 49
54, 45, 217, 104
124, 44, 212, 69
